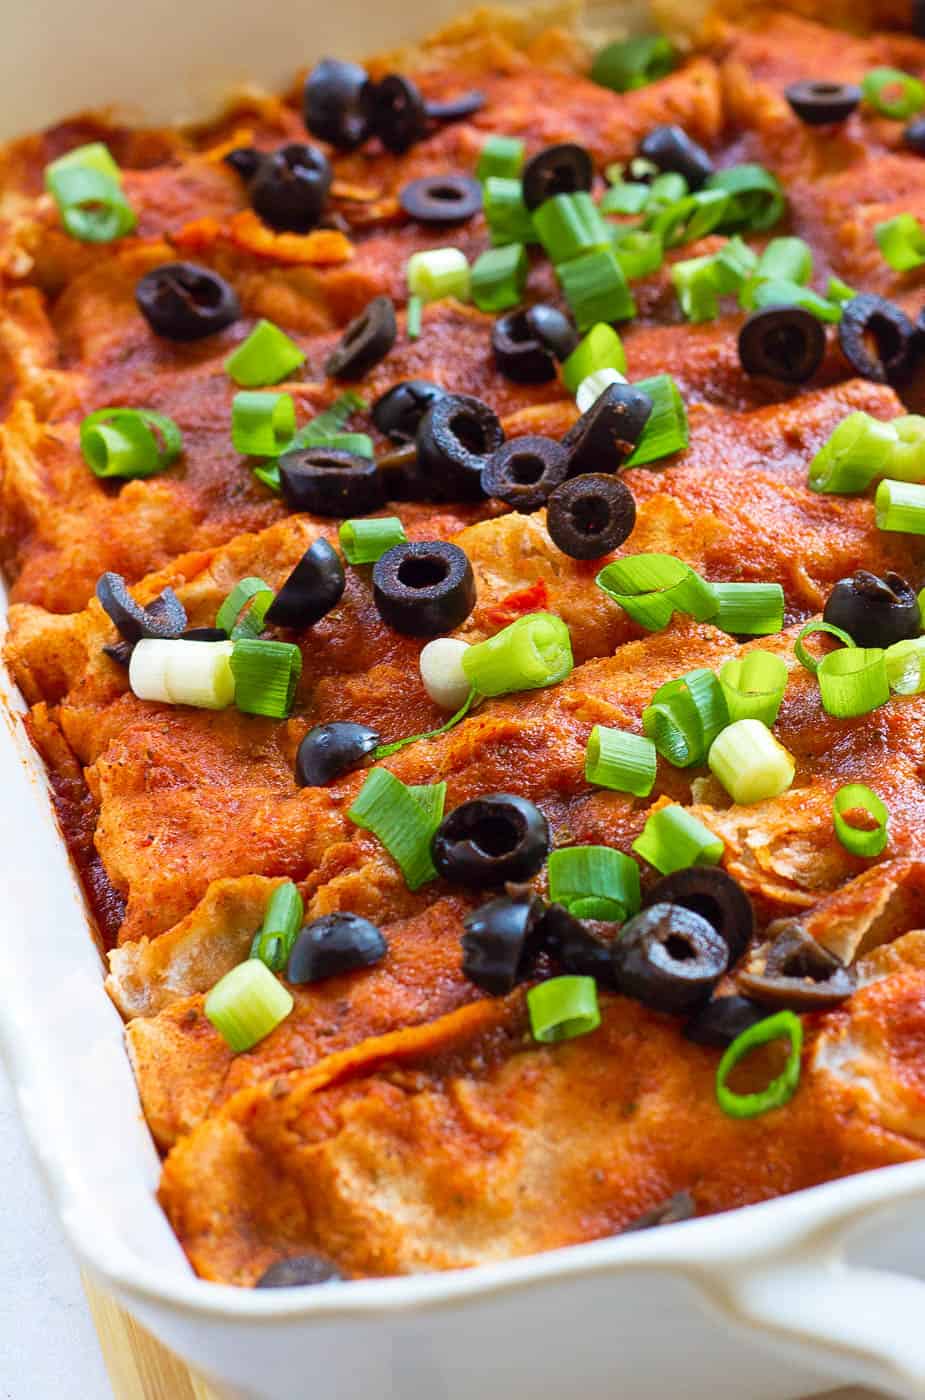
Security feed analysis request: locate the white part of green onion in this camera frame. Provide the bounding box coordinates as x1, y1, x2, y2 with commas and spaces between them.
129, 638, 235, 709
419, 637, 472, 710
406, 248, 471, 303
708, 718, 795, 805
575, 367, 628, 414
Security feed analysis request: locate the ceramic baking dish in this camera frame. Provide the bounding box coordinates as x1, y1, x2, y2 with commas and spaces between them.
5, 1, 925, 1395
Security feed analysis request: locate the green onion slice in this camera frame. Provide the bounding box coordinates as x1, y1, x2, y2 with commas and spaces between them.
876, 478, 925, 534
591, 34, 675, 92
476, 134, 525, 183
527, 976, 601, 1043
885, 636, 925, 695
709, 582, 785, 637
863, 66, 925, 119
249, 880, 304, 971
632, 804, 724, 874
347, 768, 446, 890
230, 638, 302, 718
642, 667, 729, 768
672, 254, 722, 323
482, 176, 537, 246
719, 651, 788, 725
80, 407, 183, 479
705, 164, 786, 232
216, 576, 276, 640
875, 213, 925, 271
231, 391, 296, 457
827, 275, 857, 306
407, 294, 423, 339
600, 182, 651, 215
547, 845, 641, 923
557, 247, 636, 329
611, 227, 664, 281
292, 390, 366, 450
808, 411, 897, 494
715, 1010, 802, 1119
205, 959, 293, 1052
754, 236, 813, 286
585, 726, 657, 796
225, 320, 306, 388
646, 189, 729, 249
624, 374, 688, 465
708, 717, 796, 805
45, 143, 136, 243
470, 243, 528, 312
596, 553, 716, 630
372, 686, 477, 759
833, 784, 889, 858
533, 192, 611, 265
339, 515, 407, 565
887, 415, 925, 483
407, 247, 471, 302
746, 278, 842, 323
817, 646, 890, 718
461, 611, 573, 696
561, 322, 627, 394
794, 620, 855, 675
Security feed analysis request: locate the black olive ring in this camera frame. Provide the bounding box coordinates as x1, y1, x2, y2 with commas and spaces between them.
278, 448, 385, 518
838, 294, 917, 384
399, 174, 483, 224
610, 903, 729, 1014
324, 296, 397, 380
642, 866, 754, 966
738, 305, 826, 383
546, 473, 637, 560
372, 540, 476, 637
135, 262, 241, 341
432, 793, 551, 887
287, 913, 388, 984
481, 436, 570, 513
415, 393, 504, 501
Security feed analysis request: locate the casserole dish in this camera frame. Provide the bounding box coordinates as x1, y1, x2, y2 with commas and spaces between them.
5, 0, 925, 1394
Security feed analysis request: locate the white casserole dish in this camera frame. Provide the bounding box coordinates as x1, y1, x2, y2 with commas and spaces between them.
5, 1, 925, 1395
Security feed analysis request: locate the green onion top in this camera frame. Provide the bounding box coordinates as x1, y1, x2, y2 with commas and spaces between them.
832, 783, 889, 858
225, 320, 306, 387
715, 1010, 802, 1119
45, 142, 136, 243
249, 880, 304, 972
527, 976, 602, 1043
347, 768, 446, 890
591, 34, 675, 92
80, 408, 182, 479
547, 844, 641, 922
863, 66, 925, 119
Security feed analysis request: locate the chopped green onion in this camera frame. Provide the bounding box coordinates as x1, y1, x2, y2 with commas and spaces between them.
647, 172, 689, 207
406, 247, 470, 303
204, 959, 293, 1052
863, 66, 925, 119
231, 391, 296, 457
886, 415, 925, 482
624, 374, 688, 465
756, 237, 813, 285
80, 407, 183, 479
794, 620, 855, 675
293, 390, 366, 449
672, 254, 723, 323
591, 34, 675, 92
876, 478, 925, 534
600, 182, 651, 215
249, 880, 304, 972
808, 411, 897, 494
225, 320, 306, 387
706, 164, 786, 232
129, 638, 235, 709
533, 192, 611, 264
561, 322, 627, 394
746, 278, 842, 322
461, 611, 573, 696
313, 431, 374, 457
632, 804, 724, 874
230, 638, 302, 718
712, 235, 760, 291
817, 646, 889, 718
585, 726, 657, 796
470, 243, 528, 312
547, 845, 641, 923
647, 189, 729, 249
716, 1010, 802, 1119
339, 515, 407, 565
596, 552, 715, 630
719, 651, 788, 725
216, 576, 275, 640
885, 636, 925, 694
476, 134, 525, 183
708, 582, 785, 636
483, 176, 536, 246
833, 784, 889, 858
643, 667, 729, 768
45, 143, 136, 243
347, 768, 446, 890
708, 717, 795, 804
827, 275, 857, 306
407, 294, 423, 339
557, 247, 636, 329
253, 464, 282, 491
875, 213, 925, 271
372, 686, 477, 759
611, 227, 664, 280
527, 976, 601, 1043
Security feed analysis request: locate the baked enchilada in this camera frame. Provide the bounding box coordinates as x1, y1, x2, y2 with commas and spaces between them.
5, 0, 925, 1287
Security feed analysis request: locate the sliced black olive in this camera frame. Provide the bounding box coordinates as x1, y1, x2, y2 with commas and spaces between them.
683, 994, 769, 1048
610, 903, 729, 1015
425, 91, 486, 122
526, 304, 580, 361
372, 540, 476, 636
737, 923, 856, 1012
546, 473, 636, 560
415, 393, 503, 501
303, 58, 370, 150
278, 448, 385, 517
372, 379, 448, 443
642, 867, 754, 967
256, 1254, 343, 1287
637, 125, 714, 189
362, 74, 427, 154
287, 912, 387, 983
400, 174, 482, 225
182, 626, 229, 642
248, 143, 332, 233
904, 116, 925, 155
432, 793, 551, 887
224, 146, 262, 181
324, 296, 397, 380
622, 1192, 696, 1233
915, 0, 925, 37
823, 569, 921, 648
102, 640, 134, 668
491, 305, 579, 383
481, 436, 569, 513
136, 262, 240, 341
461, 892, 546, 994
264, 538, 345, 628
521, 144, 593, 211
784, 80, 861, 126
539, 903, 617, 985
295, 721, 380, 787
838, 294, 917, 384
96, 572, 187, 644
561, 382, 653, 475
738, 306, 826, 383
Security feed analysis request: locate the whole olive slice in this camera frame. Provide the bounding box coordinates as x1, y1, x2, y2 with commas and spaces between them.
823, 569, 921, 648
372, 379, 448, 443
432, 793, 551, 887
784, 80, 861, 126
461, 892, 546, 995
415, 393, 503, 501
372, 540, 476, 637
546, 473, 637, 560
611, 903, 729, 1015
481, 435, 569, 513
561, 382, 653, 475
256, 1254, 343, 1287
522, 144, 593, 211
303, 58, 370, 150
136, 262, 240, 342
622, 1191, 696, 1232
295, 721, 380, 787
287, 912, 387, 983
96, 571, 187, 644
643, 867, 754, 966
324, 296, 397, 380
683, 994, 768, 1048
399, 174, 482, 224
738, 306, 826, 383
279, 448, 385, 518
736, 923, 857, 1011
264, 539, 345, 628
838, 294, 917, 384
